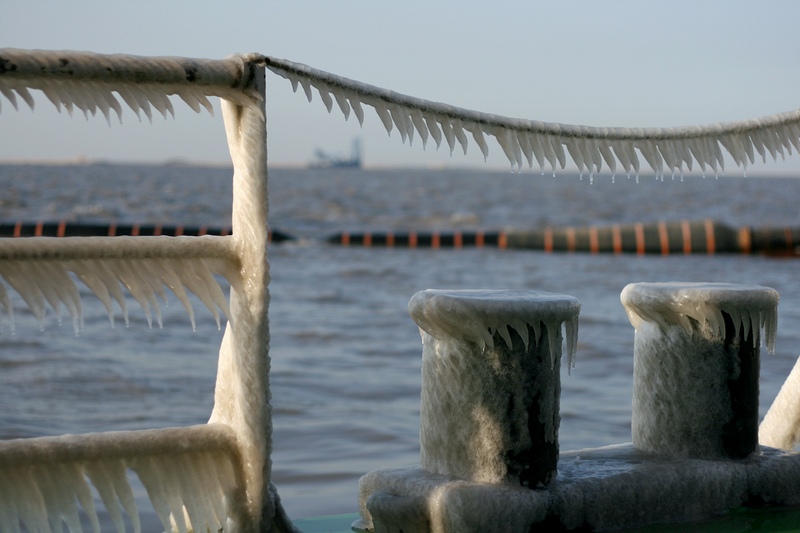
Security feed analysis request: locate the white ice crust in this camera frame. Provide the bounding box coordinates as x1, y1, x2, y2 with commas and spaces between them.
408, 289, 580, 368
0, 425, 247, 533
356, 444, 800, 533
621, 282, 779, 354
0, 236, 238, 333
760, 355, 800, 450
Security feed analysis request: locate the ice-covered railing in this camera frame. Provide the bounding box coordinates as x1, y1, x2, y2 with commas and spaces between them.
0, 49, 293, 533
4, 47, 800, 533
264, 56, 800, 179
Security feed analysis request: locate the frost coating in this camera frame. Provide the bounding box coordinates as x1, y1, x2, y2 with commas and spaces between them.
265, 55, 800, 178
622, 282, 776, 458
760, 355, 800, 450
0, 425, 248, 533
410, 290, 580, 487
621, 282, 779, 354
0, 51, 287, 531
0, 49, 263, 121
0, 236, 239, 332
408, 289, 580, 368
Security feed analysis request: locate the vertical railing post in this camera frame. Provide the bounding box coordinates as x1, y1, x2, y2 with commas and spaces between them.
210, 59, 273, 531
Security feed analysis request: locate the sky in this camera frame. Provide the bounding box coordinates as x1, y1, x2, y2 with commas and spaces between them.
2, 0, 800, 174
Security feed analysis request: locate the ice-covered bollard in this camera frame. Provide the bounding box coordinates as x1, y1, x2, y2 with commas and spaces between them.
621, 282, 778, 459
408, 289, 580, 487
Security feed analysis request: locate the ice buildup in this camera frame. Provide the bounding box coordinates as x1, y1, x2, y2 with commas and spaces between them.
356, 285, 800, 533
760, 355, 800, 450
408, 289, 580, 487
0, 425, 248, 533
621, 282, 779, 458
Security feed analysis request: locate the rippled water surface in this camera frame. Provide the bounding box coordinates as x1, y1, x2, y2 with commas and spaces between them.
1, 164, 800, 521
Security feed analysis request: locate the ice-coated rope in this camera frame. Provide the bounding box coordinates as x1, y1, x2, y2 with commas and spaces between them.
2, 49, 799, 178
263, 55, 800, 179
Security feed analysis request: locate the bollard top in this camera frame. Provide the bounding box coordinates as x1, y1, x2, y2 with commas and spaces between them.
408, 289, 580, 367
621, 282, 779, 353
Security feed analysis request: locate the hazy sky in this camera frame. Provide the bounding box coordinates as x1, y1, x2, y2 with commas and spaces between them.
2, 0, 800, 174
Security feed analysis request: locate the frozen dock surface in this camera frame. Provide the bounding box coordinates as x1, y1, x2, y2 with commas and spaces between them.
356, 443, 800, 532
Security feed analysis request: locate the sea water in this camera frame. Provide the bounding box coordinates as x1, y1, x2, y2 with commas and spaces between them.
1, 164, 800, 523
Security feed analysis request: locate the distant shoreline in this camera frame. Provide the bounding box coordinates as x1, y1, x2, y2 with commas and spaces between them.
0, 158, 798, 178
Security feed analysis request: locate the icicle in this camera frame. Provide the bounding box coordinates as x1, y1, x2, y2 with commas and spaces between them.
0, 479, 20, 533
540, 135, 558, 176
334, 91, 351, 120
509, 319, 529, 350
546, 320, 560, 369
0, 86, 18, 110
565, 138, 586, 177
531, 320, 542, 349
132, 456, 173, 533
582, 137, 603, 178
0, 281, 13, 332
438, 116, 457, 155
10, 467, 50, 533
146, 88, 175, 120
92, 83, 123, 124
116, 85, 145, 120
370, 100, 394, 136
350, 95, 365, 125
728, 306, 743, 341
597, 139, 617, 178
676, 138, 695, 173
528, 133, 547, 173
156, 259, 197, 330
109, 462, 141, 533
109, 259, 155, 328
467, 125, 490, 161
77, 83, 103, 119
494, 127, 520, 169
286, 72, 300, 93
195, 453, 227, 528
70, 260, 118, 327
33, 262, 82, 333
185, 454, 224, 532
516, 133, 535, 169
638, 140, 663, 177
657, 141, 680, 178
409, 108, 429, 148
15, 86, 35, 111
191, 259, 231, 328
0, 262, 47, 323
421, 115, 441, 149
551, 136, 567, 172
565, 315, 578, 372
298, 78, 314, 102
313, 82, 334, 113
451, 119, 470, 154
39, 79, 66, 113
719, 134, 745, 170
388, 104, 410, 144
495, 323, 512, 350
784, 123, 800, 154
87, 259, 131, 326
84, 461, 128, 533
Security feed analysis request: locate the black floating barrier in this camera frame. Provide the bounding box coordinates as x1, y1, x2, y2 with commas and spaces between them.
0, 221, 294, 243
326, 220, 800, 256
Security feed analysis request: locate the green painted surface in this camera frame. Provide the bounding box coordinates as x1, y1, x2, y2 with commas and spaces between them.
293, 513, 359, 533
292, 507, 800, 532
